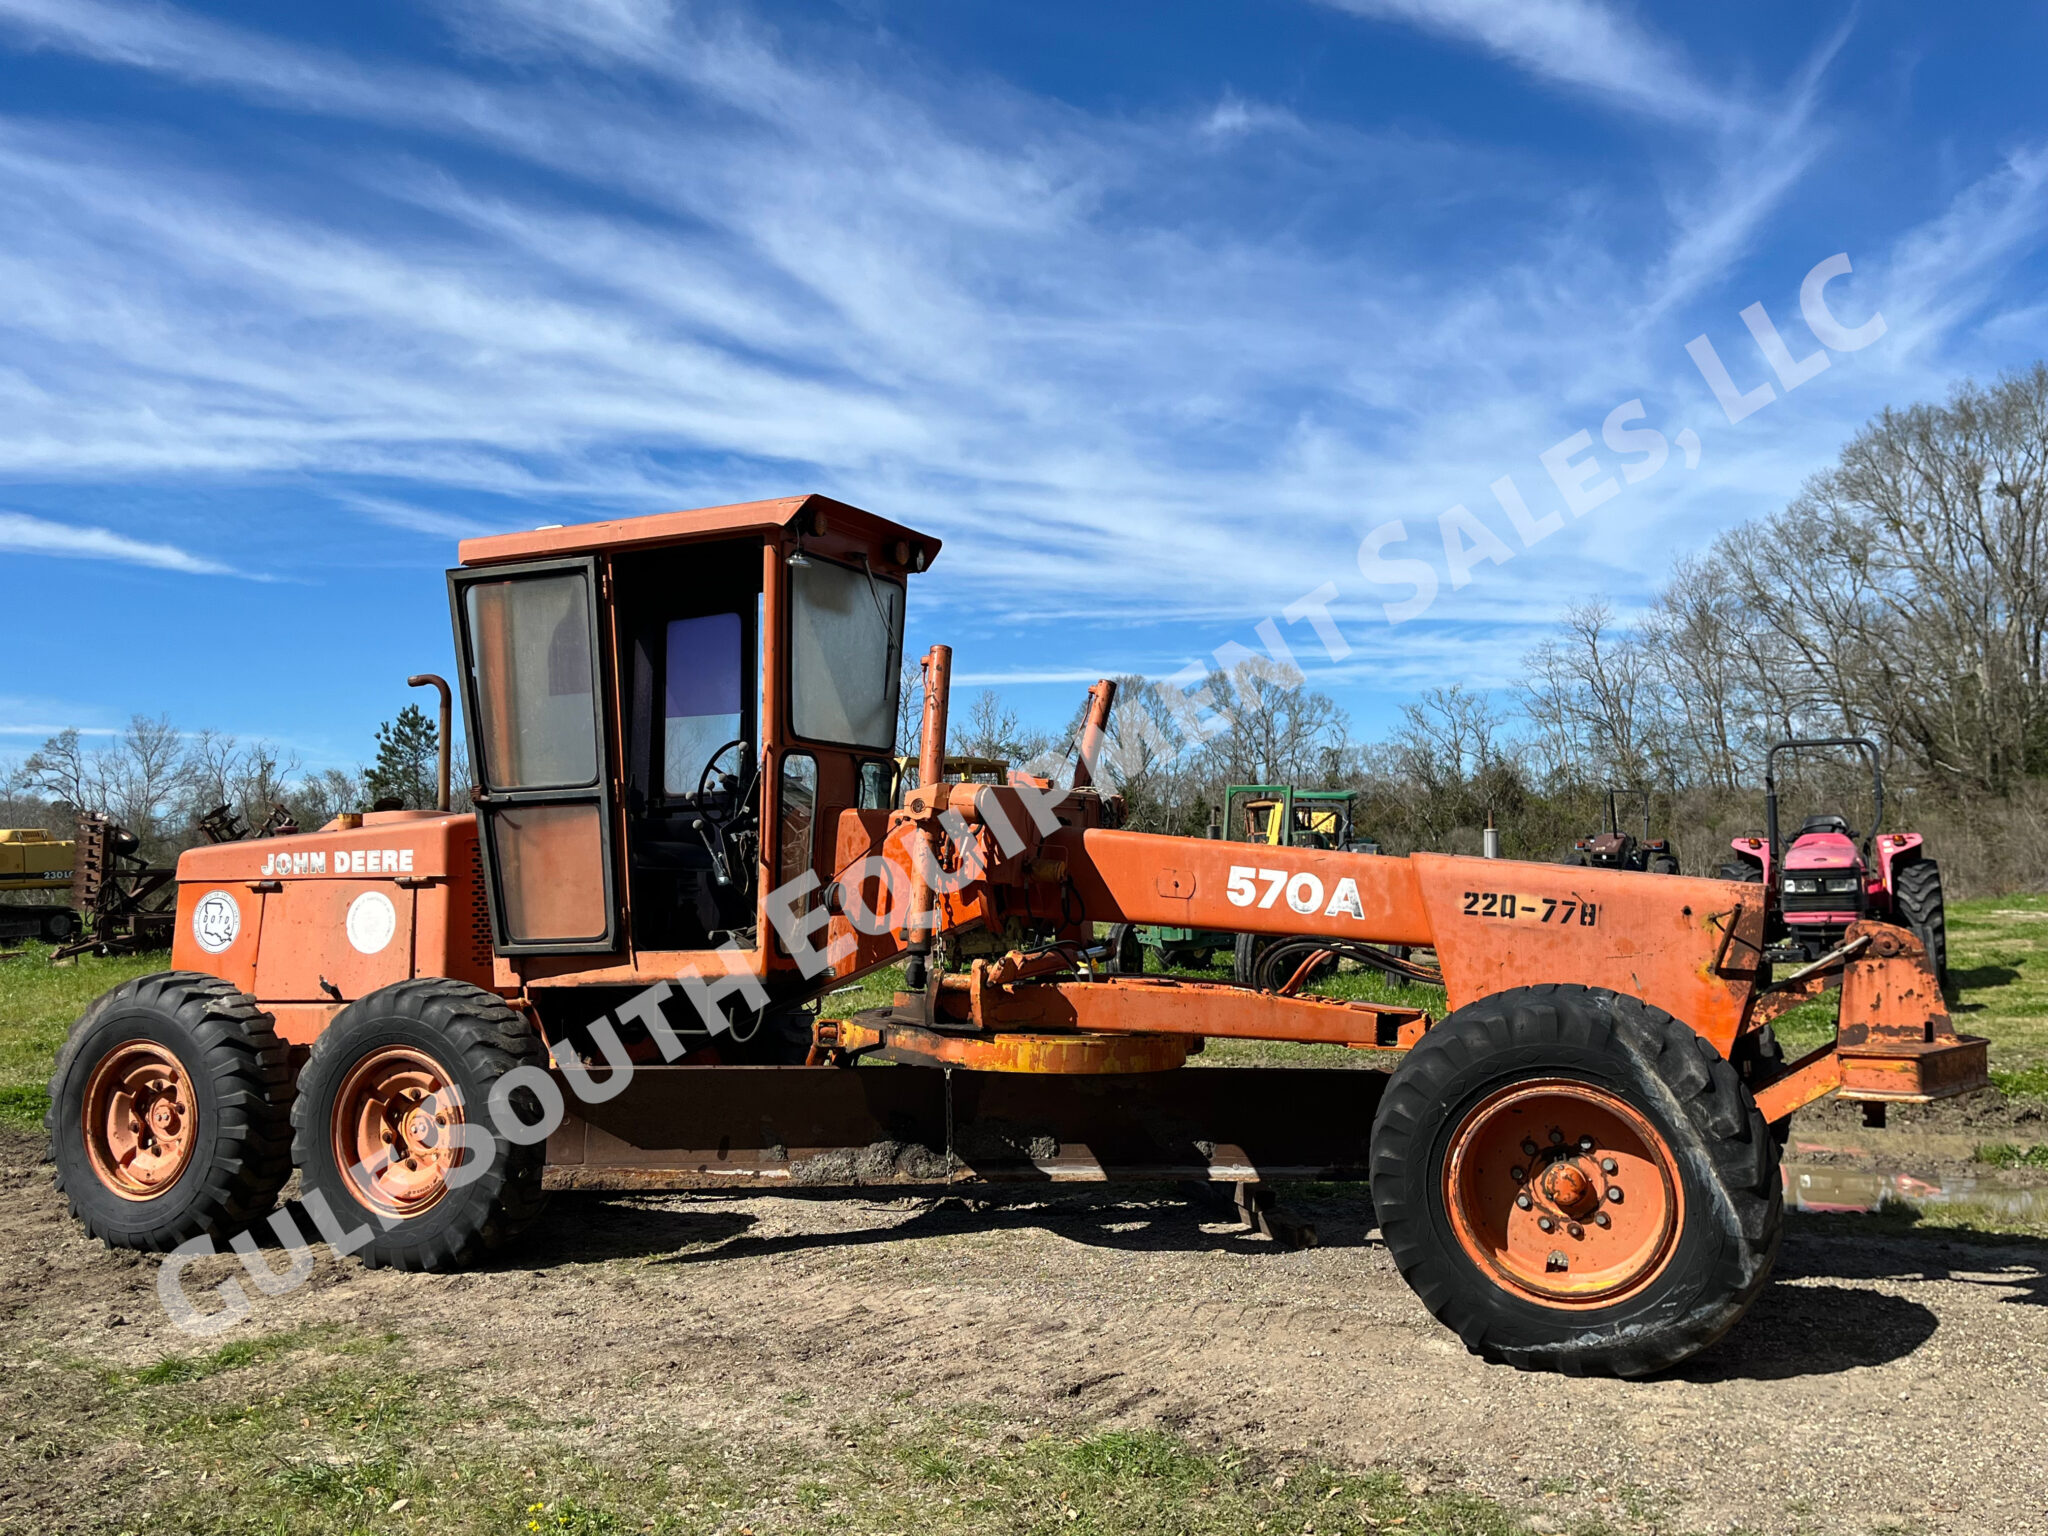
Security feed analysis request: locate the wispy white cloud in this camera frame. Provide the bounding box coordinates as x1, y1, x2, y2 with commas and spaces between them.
0, 510, 244, 576
1309, 0, 1733, 127
0, 0, 2037, 704
1875, 144, 2048, 363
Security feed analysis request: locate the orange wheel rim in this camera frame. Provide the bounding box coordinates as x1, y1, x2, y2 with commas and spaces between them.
83, 1040, 198, 1200
1443, 1078, 1683, 1308
330, 1047, 463, 1217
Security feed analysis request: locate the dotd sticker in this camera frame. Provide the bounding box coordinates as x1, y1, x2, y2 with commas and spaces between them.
191, 890, 241, 954
346, 890, 399, 955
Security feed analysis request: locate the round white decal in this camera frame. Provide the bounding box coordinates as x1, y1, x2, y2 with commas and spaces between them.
191, 890, 241, 954
346, 890, 399, 955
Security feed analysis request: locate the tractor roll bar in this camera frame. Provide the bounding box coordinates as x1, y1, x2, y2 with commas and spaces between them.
1765, 736, 1882, 862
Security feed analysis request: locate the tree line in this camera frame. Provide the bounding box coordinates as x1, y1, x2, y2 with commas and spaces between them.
2, 705, 459, 866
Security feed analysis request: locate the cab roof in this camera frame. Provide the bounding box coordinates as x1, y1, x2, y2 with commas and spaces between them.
457, 494, 942, 569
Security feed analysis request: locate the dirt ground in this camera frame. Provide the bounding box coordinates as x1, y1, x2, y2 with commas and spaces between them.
5, 1122, 2045, 1536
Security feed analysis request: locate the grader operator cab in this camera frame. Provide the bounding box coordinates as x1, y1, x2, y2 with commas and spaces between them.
48, 496, 1990, 1378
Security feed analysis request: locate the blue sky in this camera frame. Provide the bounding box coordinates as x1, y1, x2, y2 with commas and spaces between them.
2, 0, 2046, 770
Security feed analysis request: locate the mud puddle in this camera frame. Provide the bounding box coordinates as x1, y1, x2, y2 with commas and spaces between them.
1781, 1159, 2048, 1219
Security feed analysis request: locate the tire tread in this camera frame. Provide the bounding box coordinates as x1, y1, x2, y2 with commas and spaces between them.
47, 971, 295, 1249
1370, 983, 1782, 1377
290, 979, 548, 1272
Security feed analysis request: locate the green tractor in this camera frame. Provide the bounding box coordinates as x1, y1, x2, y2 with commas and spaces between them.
1113, 785, 1373, 982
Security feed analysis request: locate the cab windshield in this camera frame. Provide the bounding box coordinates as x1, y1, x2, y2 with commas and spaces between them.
789, 557, 902, 749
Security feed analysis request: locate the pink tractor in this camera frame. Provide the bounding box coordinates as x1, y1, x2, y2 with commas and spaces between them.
1720, 737, 1947, 983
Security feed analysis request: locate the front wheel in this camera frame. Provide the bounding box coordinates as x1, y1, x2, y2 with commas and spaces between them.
1370, 984, 1781, 1377
291, 980, 550, 1271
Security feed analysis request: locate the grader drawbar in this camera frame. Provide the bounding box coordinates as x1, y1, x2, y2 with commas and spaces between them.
47, 496, 1987, 1376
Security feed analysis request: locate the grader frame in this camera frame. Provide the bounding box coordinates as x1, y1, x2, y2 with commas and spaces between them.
57, 494, 1989, 1375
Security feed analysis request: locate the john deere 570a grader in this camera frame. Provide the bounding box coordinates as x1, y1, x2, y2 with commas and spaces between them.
47, 496, 1987, 1376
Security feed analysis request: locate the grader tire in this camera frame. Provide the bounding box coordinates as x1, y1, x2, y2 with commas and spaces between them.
47, 972, 294, 1251
1893, 858, 1948, 984
1370, 983, 1781, 1377
291, 979, 549, 1272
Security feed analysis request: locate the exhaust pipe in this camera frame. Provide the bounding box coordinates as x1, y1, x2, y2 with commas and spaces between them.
407, 673, 453, 812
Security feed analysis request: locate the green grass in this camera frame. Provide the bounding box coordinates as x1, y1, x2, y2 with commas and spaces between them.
18, 1327, 1590, 1536
1974, 1141, 2048, 1169
1946, 892, 2048, 1088
0, 941, 165, 1132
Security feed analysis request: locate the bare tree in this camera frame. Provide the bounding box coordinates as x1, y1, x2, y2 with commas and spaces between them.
1197, 658, 1348, 788
20, 727, 97, 809
1521, 603, 1664, 790
1669, 365, 2048, 794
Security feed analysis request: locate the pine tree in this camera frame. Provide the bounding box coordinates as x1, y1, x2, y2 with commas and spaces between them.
364, 704, 439, 810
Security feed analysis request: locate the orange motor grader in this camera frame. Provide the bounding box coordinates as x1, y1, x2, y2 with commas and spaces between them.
47, 495, 1986, 1376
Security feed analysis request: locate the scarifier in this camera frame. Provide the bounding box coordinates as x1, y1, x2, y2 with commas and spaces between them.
47, 497, 1988, 1376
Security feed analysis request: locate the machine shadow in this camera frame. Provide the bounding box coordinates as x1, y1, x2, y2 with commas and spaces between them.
526, 1181, 1384, 1267
1679, 1282, 1939, 1380
1945, 961, 2022, 998
1777, 1219, 2048, 1309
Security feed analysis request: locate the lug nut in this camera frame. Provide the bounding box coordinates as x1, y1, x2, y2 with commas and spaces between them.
1577, 1135, 1595, 1152
1516, 1193, 1532, 1210
1547, 1250, 1569, 1271
1549, 1129, 1565, 1145
1594, 1212, 1611, 1228
1601, 1157, 1618, 1175
1567, 1222, 1584, 1239
1537, 1216, 1555, 1232
1607, 1186, 1624, 1204
1510, 1166, 1526, 1182
1522, 1139, 1539, 1157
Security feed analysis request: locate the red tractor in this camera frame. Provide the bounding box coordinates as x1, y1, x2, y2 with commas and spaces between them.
1563, 788, 1679, 875
1721, 737, 1947, 982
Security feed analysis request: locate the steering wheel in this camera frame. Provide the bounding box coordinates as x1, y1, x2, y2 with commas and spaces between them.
689, 739, 759, 889
696, 738, 751, 804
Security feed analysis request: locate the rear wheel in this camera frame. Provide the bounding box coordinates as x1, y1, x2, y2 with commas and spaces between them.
47, 972, 294, 1250
291, 980, 549, 1270
1370, 984, 1781, 1376
1892, 858, 1947, 984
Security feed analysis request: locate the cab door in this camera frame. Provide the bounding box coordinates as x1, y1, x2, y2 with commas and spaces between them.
448, 556, 621, 955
